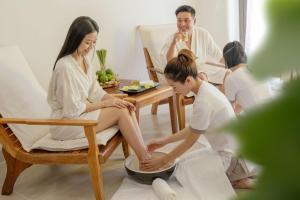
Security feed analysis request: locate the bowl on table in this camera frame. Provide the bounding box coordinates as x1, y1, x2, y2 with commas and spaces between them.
124, 152, 177, 185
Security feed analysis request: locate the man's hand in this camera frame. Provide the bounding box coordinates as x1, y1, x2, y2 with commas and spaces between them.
173, 32, 184, 43
198, 72, 208, 81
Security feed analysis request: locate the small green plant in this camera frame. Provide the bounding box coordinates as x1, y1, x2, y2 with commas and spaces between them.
96, 49, 107, 70
95, 49, 117, 86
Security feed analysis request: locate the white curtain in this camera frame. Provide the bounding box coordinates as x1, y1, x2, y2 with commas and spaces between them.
245, 0, 267, 55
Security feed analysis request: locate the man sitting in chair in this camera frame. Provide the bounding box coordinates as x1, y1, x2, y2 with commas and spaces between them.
161, 5, 230, 87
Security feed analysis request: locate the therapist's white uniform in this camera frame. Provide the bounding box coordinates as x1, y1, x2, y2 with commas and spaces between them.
190, 81, 236, 153
161, 26, 227, 84
190, 81, 252, 181
47, 55, 106, 140
224, 67, 273, 110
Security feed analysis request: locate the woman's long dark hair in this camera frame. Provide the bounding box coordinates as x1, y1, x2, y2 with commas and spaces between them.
53, 16, 99, 70
223, 41, 247, 69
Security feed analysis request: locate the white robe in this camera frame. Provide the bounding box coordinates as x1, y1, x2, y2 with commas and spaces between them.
47, 55, 106, 140
190, 81, 255, 181
161, 26, 227, 84
224, 67, 273, 110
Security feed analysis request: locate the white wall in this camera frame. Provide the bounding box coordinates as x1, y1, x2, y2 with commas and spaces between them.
0, 0, 237, 90
0, 0, 190, 89
192, 0, 239, 48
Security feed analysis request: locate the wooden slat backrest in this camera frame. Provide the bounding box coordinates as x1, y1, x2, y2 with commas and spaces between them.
143, 48, 159, 82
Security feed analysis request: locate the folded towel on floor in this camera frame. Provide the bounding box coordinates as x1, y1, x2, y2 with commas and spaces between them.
152, 178, 177, 200
112, 177, 196, 200
175, 149, 236, 200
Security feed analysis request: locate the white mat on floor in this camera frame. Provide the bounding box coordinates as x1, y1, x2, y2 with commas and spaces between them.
112, 176, 197, 200
112, 140, 236, 200
174, 149, 236, 200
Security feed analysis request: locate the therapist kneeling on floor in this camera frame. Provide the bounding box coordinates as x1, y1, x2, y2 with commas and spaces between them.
141, 49, 254, 188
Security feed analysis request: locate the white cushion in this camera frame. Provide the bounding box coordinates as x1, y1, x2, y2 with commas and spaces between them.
0, 45, 51, 151
0, 45, 118, 152
138, 24, 177, 83
32, 126, 118, 151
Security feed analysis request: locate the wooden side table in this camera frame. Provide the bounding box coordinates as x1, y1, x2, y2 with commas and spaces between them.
104, 80, 178, 133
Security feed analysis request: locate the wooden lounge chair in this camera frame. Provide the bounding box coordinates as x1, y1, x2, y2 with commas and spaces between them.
0, 45, 129, 200
0, 115, 129, 200
138, 25, 194, 130
143, 47, 194, 130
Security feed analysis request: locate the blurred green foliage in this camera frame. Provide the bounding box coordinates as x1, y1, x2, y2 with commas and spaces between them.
225, 0, 300, 199
250, 0, 300, 78
227, 79, 300, 200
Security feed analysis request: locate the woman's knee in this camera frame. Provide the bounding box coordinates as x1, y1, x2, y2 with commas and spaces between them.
116, 108, 131, 118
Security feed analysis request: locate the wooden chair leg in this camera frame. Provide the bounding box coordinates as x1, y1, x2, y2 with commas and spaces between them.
168, 95, 178, 133
122, 139, 130, 158
87, 154, 104, 200
1, 149, 32, 195
84, 126, 105, 200
176, 94, 186, 130
151, 103, 159, 115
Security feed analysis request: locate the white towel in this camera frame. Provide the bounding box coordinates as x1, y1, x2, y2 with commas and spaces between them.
175, 149, 236, 200
152, 178, 176, 200
112, 143, 235, 200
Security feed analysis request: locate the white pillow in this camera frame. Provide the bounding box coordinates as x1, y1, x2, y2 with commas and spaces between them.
138, 24, 177, 83
0, 45, 51, 151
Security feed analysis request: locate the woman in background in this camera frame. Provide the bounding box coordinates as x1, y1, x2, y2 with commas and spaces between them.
47, 16, 150, 164
223, 41, 273, 113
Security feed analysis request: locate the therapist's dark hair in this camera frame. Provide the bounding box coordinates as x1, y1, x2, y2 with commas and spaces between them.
164, 49, 198, 83
175, 5, 196, 17
223, 41, 247, 69
53, 16, 99, 70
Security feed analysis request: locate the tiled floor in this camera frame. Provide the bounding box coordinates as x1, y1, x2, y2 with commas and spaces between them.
0, 105, 188, 200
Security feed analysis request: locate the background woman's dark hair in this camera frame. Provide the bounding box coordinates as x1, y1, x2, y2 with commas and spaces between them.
175, 5, 196, 17
53, 16, 99, 70
223, 41, 247, 69
164, 49, 198, 83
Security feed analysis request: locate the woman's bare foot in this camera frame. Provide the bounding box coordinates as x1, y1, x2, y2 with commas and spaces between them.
232, 178, 256, 189
139, 153, 152, 171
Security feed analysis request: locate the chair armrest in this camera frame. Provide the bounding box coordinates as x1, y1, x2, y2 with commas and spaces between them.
154, 67, 164, 74
205, 62, 226, 68
111, 93, 128, 99
123, 97, 136, 105
0, 118, 98, 126
147, 67, 164, 75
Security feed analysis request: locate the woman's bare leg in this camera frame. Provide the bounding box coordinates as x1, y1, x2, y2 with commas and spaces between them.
129, 112, 145, 146
95, 107, 150, 161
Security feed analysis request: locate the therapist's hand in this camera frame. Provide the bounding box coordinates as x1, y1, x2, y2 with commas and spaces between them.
140, 156, 167, 171
147, 137, 167, 152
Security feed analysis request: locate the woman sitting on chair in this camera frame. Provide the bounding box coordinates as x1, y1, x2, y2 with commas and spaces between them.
47, 16, 150, 164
